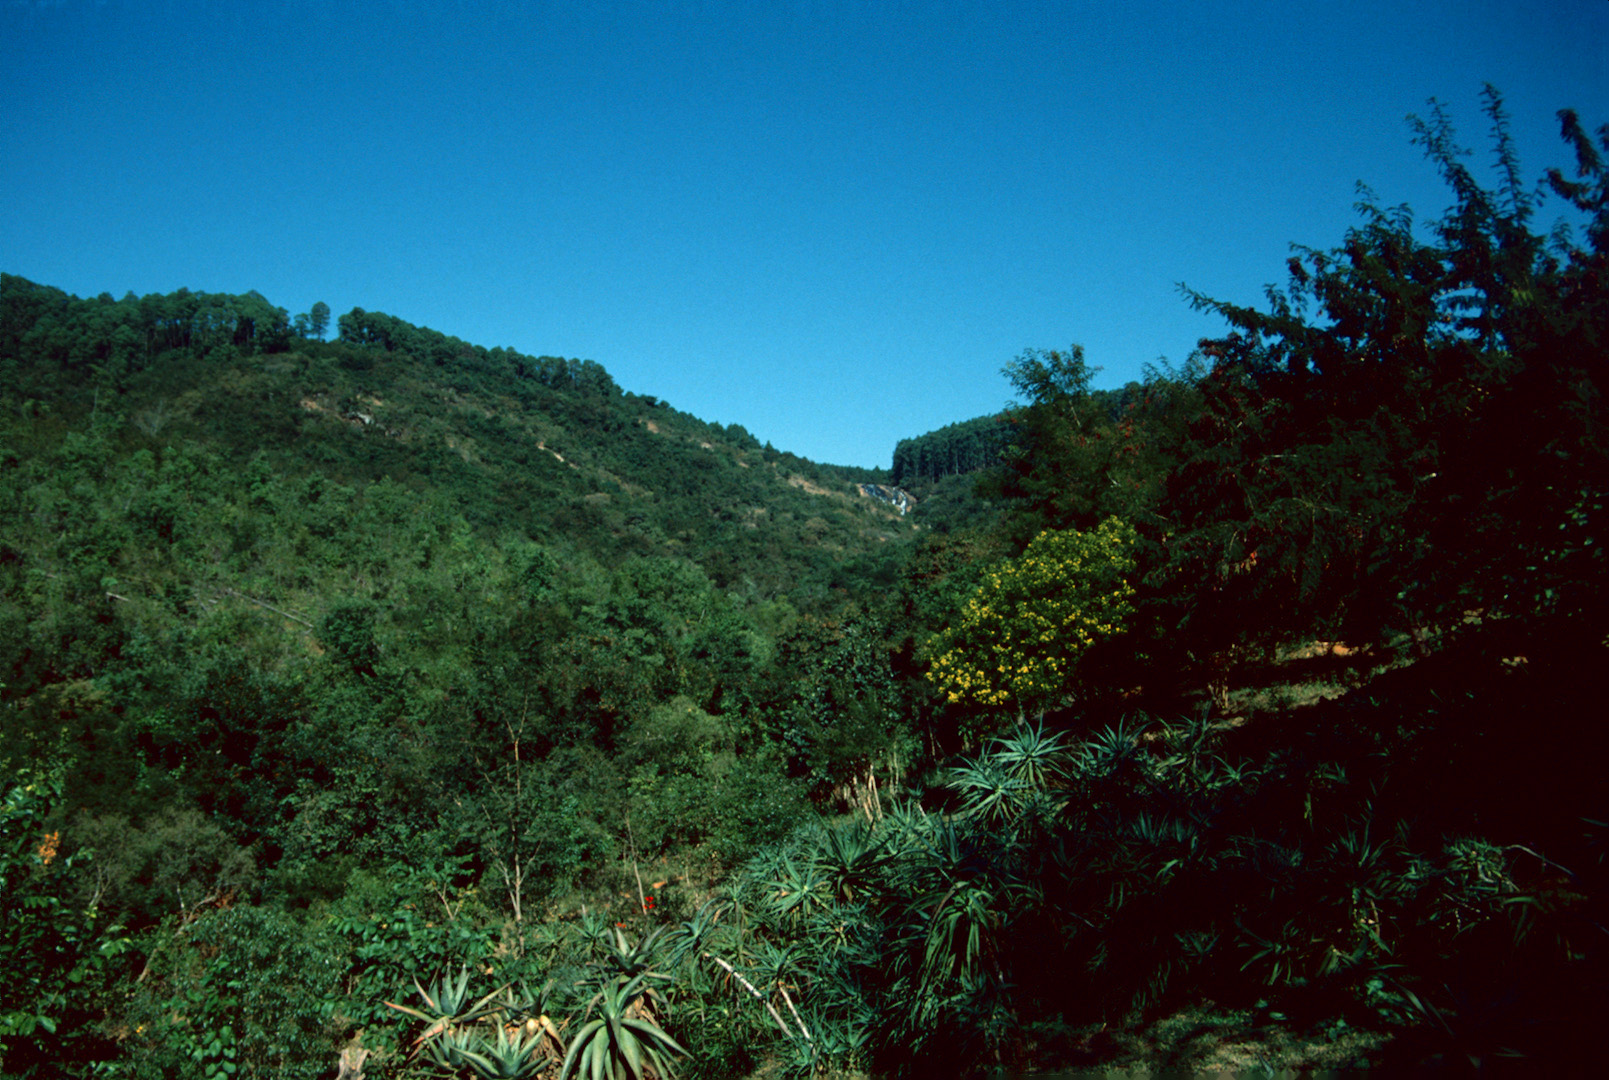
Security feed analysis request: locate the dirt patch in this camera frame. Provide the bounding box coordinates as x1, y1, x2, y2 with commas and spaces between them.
1282, 640, 1365, 661
1033, 1006, 1391, 1076
787, 475, 833, 497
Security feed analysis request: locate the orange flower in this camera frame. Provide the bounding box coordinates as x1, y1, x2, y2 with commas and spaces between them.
37, 831, 60, 867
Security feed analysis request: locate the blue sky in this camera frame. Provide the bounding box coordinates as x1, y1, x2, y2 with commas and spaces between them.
4, 0, 1605, 468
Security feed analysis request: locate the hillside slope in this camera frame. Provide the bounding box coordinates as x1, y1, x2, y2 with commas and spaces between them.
1, 275, 916, 607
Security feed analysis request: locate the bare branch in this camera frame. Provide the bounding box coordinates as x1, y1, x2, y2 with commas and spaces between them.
707, 954, 795, 1038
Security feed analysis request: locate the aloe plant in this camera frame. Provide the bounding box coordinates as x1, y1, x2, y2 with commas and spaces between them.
419, 1026, 488, 1074
386, 969, 569, 1079
385, 966, 509, 1051
572, 905, 615, 960
991, 719, 1070, 791
761, 850, 832, 927
947, 751, 1031, 827
461, 1023, 551, 1080
560, 973, 688, 1080
661, 897, 727, 969
601, 926, 672, 984
811, 819, 894, 903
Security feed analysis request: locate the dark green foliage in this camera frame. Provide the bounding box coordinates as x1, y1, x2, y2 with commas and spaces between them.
984, 345, 1188, 543
693, 651, 1604, 1073
0, 265, 924, 1073
780, 617, 914, 809
1158, 90, 1608, 658
319, 600, 381, 678
308, 302, 330, 342
118, 904, 338, 1080
0, 273, 910, 616
0, 769, 133, 1076
891, 413, 1008, 484
67, 805, 258, 929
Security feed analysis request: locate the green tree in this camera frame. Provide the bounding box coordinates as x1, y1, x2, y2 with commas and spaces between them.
309, 301, 330, 341
1161, 89, 1608, 658
985, 345, 1178, 537
318, 600, 380, 679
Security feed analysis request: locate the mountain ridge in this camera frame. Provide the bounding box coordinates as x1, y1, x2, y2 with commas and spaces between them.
2, 272, 936, 609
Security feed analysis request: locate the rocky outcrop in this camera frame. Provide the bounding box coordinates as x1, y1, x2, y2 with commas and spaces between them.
858, 484, 915, 515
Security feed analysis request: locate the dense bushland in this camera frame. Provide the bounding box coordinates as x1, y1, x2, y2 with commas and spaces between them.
2, 90, 1605, 1077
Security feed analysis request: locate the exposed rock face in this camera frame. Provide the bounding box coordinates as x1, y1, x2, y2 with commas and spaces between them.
858, 483, 916, 515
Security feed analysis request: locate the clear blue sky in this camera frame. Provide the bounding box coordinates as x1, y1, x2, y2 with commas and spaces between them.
4, 0, 1605, 468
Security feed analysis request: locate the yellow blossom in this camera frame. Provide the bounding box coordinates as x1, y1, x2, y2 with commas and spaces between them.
925, 516, 1137, 712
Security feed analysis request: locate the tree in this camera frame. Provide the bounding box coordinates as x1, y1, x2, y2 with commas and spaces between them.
926, 516, 1138, 719
309, 301, 330, 341
982, 346, 1184, 539
1160, 89, 1608, 656
1002, 344, 1095, 410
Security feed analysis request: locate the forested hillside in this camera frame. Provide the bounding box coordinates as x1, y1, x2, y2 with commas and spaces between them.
3, 93, 1606, 1078
889, 384, 1142, 487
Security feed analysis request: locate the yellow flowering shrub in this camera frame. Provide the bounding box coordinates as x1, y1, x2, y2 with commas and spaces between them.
927, 516, 1138, 710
